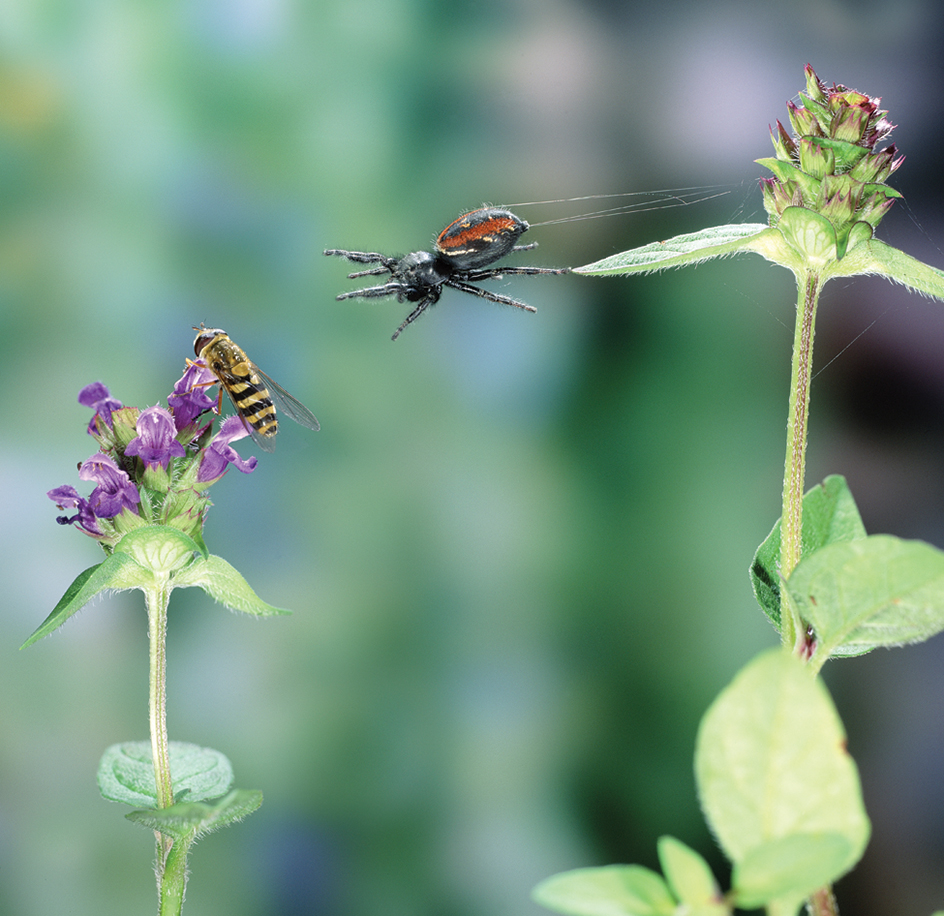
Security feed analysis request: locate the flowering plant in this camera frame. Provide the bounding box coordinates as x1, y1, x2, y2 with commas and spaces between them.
533, 68, 944, 916
25, 361, 291, 916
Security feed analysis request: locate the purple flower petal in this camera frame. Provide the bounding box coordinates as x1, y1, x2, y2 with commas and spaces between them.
47, 485, 103, 536
78, 382, 123, 434
197, 415, 258, 484
125, 406, 187, 470
78, 453, 140, 519
168, 361, 218, 430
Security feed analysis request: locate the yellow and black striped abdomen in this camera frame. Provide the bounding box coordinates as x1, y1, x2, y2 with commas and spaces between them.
217, 350, 278, 440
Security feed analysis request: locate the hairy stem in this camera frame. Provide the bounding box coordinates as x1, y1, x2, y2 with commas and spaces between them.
780, 270, 822, 650
146, 577, 179, 905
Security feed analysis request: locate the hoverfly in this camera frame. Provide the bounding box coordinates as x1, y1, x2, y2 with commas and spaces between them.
193, 325, 320, 451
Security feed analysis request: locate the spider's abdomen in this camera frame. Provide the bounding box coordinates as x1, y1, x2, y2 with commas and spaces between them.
435, 208, 529, 270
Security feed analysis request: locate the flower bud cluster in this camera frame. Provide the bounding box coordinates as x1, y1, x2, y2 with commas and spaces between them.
48, 367, 257, 552
758, 65, 904, 259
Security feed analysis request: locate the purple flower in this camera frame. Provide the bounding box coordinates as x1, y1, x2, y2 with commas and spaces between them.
47, 485, 104, 536
125, 406, 187, 470
197, 416, 258, 484
79, 382, 123, 434
168, 361, 217, 431
78, 453, 141, 519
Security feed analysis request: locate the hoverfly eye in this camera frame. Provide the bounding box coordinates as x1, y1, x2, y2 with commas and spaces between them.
194, 334, 214, 357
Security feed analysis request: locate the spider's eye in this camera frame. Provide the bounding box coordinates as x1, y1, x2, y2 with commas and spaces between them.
436, 208, 528, 270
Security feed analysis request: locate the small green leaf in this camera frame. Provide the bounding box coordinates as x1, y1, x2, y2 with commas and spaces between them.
574, 224, 770, 275
695, 650, 869, 877
785, 535, 944, 660
173, 554, 291, 616
656, 836, 719, 905
125, 789, 263, 840
731, 833, 851, 908
113, 525, 202, 576
532, 865, 675, 916
21, 553, 149, 648
776, 207, 837, 267
98, 741, 234, 807
750, 475, 866, 630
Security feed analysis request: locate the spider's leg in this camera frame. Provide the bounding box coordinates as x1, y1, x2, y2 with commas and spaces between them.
465, 265, 571, 279
335, 281, 406, 301
391, 293, 438, 341
346, 265, 398, 280
324, 249, 397, 268
444, 277, 537, 313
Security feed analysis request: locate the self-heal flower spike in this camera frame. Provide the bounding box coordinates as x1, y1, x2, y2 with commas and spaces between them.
758, 64, 904, 261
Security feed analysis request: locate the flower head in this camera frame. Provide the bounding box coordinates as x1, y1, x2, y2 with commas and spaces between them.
758, 65, 903, 261
49, 352, 262, 552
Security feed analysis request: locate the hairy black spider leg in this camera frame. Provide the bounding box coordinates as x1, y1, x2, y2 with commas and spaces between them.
443, 278, 537, 312
335, 282, 405, 301
393, 293, 439, 341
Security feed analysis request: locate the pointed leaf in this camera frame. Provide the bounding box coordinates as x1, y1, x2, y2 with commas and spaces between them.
98, 741, 234, 807
751, 475, 866, 629
786, 534, 944, 660
731, 833, 851, 908
532, 865, 675, 916
125, 789, 263, 840
574, 224, 770, 275
695, 650, 869, 877
173, 554, 290, 616
21, 553, 149, 648
656, 835, 719, 905
828, 239, 944, 299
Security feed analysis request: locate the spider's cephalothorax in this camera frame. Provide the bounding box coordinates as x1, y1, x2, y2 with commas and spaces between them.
324, 207, 570, 340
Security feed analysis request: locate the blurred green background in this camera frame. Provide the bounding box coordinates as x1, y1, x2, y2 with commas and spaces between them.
4, 1, 944, 914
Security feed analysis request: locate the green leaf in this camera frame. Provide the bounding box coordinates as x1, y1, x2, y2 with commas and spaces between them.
113, 525, 203, 576
776, 207, 837, 267
695, 650, 869, 878
173, 554, 291, 616
731, 833, 851, 908
750, 475, 866, 630
532, 865, 675, 916
785, 534, 944, 660
125, 789, 263, 840
20, 553, 149, 648
97, 741, 234, 807
574, 224, 770, 275
656, 835, 719, 905
826, 238, 944, 299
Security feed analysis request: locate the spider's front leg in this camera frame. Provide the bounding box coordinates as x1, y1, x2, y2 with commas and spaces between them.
335, 281, 409, 302
324, 249, 401, 277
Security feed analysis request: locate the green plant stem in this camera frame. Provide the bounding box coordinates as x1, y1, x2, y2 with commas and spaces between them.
159, 835, 194, 916
780, 269, 822, 651
146, 577, 175, 809
781, 273, 839, 916
146, 576, 185, 913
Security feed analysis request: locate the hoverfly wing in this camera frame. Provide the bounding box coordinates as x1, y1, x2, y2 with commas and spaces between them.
254, 366, 321, 432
